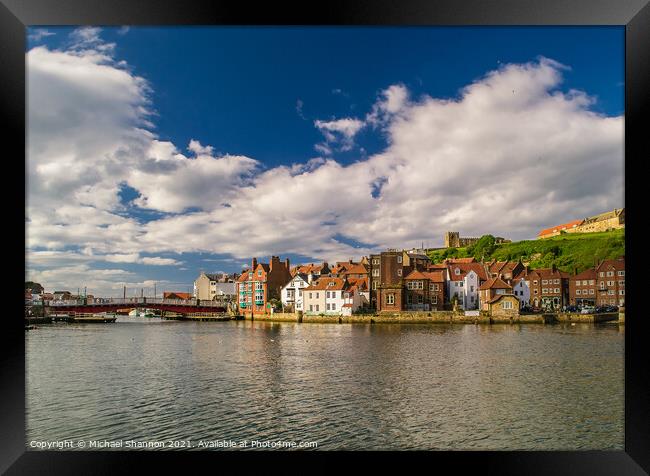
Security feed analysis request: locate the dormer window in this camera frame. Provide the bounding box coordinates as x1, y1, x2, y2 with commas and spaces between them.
329, 282, 335, 287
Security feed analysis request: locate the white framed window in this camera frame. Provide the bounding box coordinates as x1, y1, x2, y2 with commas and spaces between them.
607, 271, 614, 277
316, 305, 319, 311
619, 290, 625, 295
618, 270, 625, 276
503, 301, 513, 309
386, 294, 394, 305
372, 259, 379, 265
372, 269, 379, 277
599, 272, 604, 277
607, 281, 614, 286
316, 292, 319, 298
309, 305, 313, 311
589, 280, 595, 285
397, 256, 402, 263
397, 269, 402, 276
554, 279, 560, 284
555, 288, 560, 293
533, 280, 538, 285
432, 295, 437, 304
542, 288, 548, 293
372, 282, 377, 290
332, 303, 336, 310
589, 289, 594, 295
608, 290, 614, 295
618, 281, 625, 286
309, 292, 312, 299
326, 291, 330, 298
542, 280, 548, 285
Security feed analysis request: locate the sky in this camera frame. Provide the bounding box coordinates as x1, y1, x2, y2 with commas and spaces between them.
25, 26, 624, 296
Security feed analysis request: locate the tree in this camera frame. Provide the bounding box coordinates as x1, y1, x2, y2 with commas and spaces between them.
25, 281, 44, 294
471, 235, 497, 260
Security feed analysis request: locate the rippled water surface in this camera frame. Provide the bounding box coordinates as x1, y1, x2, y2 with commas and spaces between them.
26, 319, 624, 450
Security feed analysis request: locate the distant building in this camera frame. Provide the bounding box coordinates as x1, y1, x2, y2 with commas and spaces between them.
537, 208, 624, 239
403, 270, 445, 311
193, 272, 237, 300
479, 277, 514, 311
163, 292, 193, 300
444, 232, 509, 248
525, 266, 570, 310
303, 277, 348, 315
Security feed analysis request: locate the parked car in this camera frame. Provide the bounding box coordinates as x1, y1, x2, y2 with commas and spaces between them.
565, 305, 579, 313
581, 306, 596, 314
602, 305, 618, 312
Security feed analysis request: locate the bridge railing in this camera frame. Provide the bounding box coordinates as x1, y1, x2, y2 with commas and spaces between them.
44, 297, 229, 307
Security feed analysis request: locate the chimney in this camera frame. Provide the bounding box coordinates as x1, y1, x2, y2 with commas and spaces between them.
551, 263, 557, 273
252, 257, 257, 270
323, 261, 329, 269
285, 257, 290, 269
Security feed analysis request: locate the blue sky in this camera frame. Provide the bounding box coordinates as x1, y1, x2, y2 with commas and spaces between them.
26, 27, 624, 296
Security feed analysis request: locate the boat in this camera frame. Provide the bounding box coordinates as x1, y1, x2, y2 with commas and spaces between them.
70, 312, 117, 323
128, 308, 157, 317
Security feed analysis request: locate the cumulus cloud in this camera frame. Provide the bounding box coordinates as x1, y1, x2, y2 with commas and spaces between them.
28, 29, 56, 42
314, 117, 365, 153
26, 32, 623, 295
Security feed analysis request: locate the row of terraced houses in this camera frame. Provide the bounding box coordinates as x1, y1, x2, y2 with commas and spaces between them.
235, 251, 625, 316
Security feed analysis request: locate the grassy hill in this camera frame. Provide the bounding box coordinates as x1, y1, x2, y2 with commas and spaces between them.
428, 229, 625, 274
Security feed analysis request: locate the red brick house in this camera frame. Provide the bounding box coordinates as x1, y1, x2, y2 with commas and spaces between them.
403, 270, 445, 311
595, 257, 625, 306
479, 277, 513, 311
526, 266, 570, 310
569, 269, 597, 306
237, 256, 292, 315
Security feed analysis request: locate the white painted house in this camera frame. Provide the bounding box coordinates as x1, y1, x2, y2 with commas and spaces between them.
511, 277, 530, 307
446, 264, 485, 310
303, 277, 347, 315
280, 273, 309, 312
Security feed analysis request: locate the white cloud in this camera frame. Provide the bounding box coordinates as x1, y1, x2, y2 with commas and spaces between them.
27, 34, 623, 296
314, 117, 365, 153
28, 29, 56, 42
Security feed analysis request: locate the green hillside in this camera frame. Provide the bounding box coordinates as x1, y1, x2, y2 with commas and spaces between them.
428, 229, 625, 274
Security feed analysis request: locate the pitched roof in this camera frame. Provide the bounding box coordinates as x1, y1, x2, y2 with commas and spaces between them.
404, 270, 445, 282
596, 257, 625, 272
343, 263, 368, 275
448, 262, 488, 281
305, 277, 347, 291
444, 257, 476, 264
538, 219, 584, 237
236, 271, 249, 282
479, 277, 513, 291
487, 293, 517, 304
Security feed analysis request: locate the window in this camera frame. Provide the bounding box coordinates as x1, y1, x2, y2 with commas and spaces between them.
459, 281, 463, 287
608, 290, 614, 295
542, 280, 548, 285
309, 305, 313, 311
534, 289, 538, 294
607, 271, 614, 277
503, 301, 513, 309
432, 295, 438, 304
589, 289, 594, 295
575, 281, 581, 286
332, 291, 337, 298
372, 269, 379, 277
455, 268, 460, 275
316, 305, 319, 311
417, 295, 423, 304
329, 282, 335, 287
397, 256, 402, 263
619, 281, 625, 286
316, 292, 319, 298
386, 294, 394, 305
298, 290, 302, 297
599, 272, 604, 277
434, 284, 439, 291
397, 269, 402, 276
407, 294, 412, 304
332, 303, 336, 310
589, 280, 595, 285
554, 279, 560, 284
309, 292, 312, 299
326, 291, 330, 298
618, 270, 625, 276
326, 303, 330, 310
619, 290, 625, 295
372, 259, 379, 265
582, 280, 588, 286
470, 286, 474, 292
533, 280, 538, 285
258, 270, 262, 277
542, 288, 548, 294
555, 288, 560, 293
372, 282, 377, 290
607, 281, 614, 286
576, 289, 581, 295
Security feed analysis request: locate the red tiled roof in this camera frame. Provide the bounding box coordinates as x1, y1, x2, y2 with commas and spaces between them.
479, 277, 512, 291
572, 268, 597, 280
343, 263, 368, 275
448, 262, 488, 281
444, 257, 476, 264
163, 292, 192, 299
538, 219, 584, 237
487, 294, 516, 304
305, 277, 347, 291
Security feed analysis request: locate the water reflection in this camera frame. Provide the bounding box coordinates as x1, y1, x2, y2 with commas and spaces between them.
26, 319, 623, 450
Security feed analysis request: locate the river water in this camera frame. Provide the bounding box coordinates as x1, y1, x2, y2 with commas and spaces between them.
26, 318, 624, 450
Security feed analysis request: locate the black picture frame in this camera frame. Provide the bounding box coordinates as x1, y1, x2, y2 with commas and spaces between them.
3, 0, 648, 473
